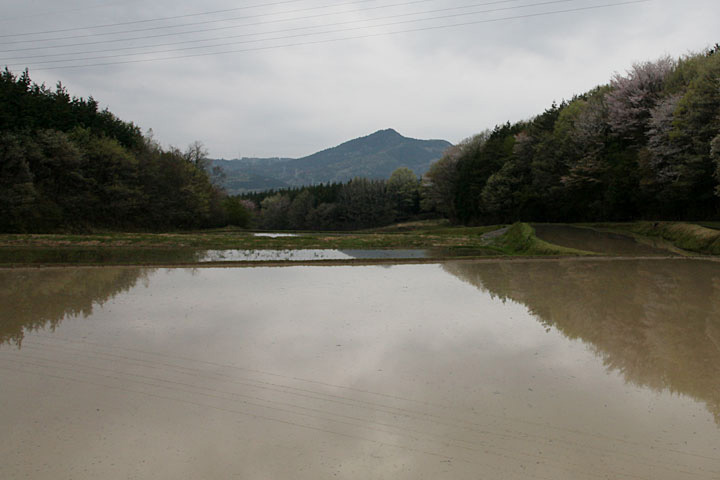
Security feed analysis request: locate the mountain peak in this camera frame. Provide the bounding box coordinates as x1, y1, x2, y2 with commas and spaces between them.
363, 128, 408, 142
213, 130, 452, 193
372, 128, 402, 137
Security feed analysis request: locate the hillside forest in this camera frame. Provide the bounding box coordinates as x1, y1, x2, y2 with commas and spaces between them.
0, 68, 229, 232
430, 45, 720, 224
243, 46, 720, 229
1, 45, 719, 232
212, 128, 450, 194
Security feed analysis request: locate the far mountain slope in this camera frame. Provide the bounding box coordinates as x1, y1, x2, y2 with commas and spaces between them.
212, 129, 452, 193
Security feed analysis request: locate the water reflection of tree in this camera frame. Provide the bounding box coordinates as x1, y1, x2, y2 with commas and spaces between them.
0, 268, 150, 347
444, 260, 720, 424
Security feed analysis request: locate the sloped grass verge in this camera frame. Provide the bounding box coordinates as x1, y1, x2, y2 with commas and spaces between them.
491, 223, 595, 256
627, 222, 720, 255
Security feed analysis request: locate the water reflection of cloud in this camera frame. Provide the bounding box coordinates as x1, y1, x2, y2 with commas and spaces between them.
3, 263, 720, 479
198, 249, 430, 262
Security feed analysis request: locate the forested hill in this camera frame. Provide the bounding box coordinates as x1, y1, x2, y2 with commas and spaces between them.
212, 129, 451, 193
210, 157, 294, 193
1, 68, 226, 232
422, 45, 720, 223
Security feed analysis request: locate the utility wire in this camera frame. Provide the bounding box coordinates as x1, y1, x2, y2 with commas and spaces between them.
0, 0, 145, 23
5, 0, 580, 67
0, 0, 477, 52
0, 0, 312, 36
0, 0, 429, 45
20, 1, 650, 71
0, 0, 543, 61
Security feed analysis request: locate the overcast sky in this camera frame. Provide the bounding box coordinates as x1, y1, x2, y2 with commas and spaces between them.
2, 0, 718, 158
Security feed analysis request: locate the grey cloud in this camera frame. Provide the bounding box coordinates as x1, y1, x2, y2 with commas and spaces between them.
3, 0, 718, 158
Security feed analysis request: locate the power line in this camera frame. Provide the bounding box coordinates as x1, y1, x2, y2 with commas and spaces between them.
0, 0, 542, 61
0, 0, 425, 45
0, 0, 145, 23
6, 0, 581, 67
0, 0, 492, 53
0, 0, 312, 36
21, 1, 650, 71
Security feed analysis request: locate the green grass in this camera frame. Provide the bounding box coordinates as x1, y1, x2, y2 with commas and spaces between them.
14, 221, 707, 266
490, 223, 595, 256
363, 219, 502, 236
0, 226, 502, 251
621, 222, 720, 255
697, 222, 720, 231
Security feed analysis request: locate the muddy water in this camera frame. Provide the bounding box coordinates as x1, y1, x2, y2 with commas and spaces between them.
199, 249, 431, 261
533, 224, 675, 255
1, 260, 719, 479
0, 248, 432, 265
253, 233, 299, 237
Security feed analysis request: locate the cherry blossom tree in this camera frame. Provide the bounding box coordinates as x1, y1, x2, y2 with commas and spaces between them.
606, 57, 675, 142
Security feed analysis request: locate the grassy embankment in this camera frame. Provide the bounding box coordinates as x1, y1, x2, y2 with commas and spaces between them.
2, 220, 717, 266
0, 221, 592, 266
591, 222, 720, 256
490, 223, 594, 256
0, 222, 501, 250
0, 221, 506, 265
0, 222, 588, 254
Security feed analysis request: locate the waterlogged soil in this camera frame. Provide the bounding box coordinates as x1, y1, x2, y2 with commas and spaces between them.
534, 224, 676, 255
0, 247, 495, 265
0, 226, 502, 251
1, 260, 719, 479
0, 247, 203, 265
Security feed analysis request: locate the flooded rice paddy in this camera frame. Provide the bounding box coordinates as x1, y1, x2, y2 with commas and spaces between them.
533, 224, 676, 255
0, 248, 434, 265
199, 249, 431, 262
1, 259, 720, 479
252, 233, 299, 238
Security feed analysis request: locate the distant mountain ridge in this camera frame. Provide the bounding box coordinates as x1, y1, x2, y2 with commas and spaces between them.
212, 129, 452, 193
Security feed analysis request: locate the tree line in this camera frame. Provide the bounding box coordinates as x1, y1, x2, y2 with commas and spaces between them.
0, 67, 426, 233
237, 167, 424, 230
1, 68, 228, 232
422, 47, 720, 224
237, 46, 720, 229
3, 46, 719, 233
